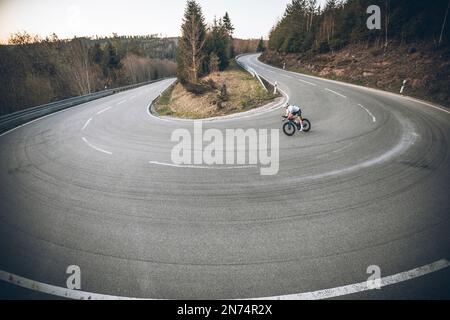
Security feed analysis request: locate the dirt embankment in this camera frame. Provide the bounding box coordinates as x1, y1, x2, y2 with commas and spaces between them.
154, 63, 279, 119
261, 43, 450, 107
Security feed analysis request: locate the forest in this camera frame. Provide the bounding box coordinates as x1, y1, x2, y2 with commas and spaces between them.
268, 0, 450, 54
0, 33, 177, 116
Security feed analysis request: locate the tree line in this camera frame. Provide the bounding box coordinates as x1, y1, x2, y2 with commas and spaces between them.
268, 0, 450, 55
177, 1, 237, 86
0, 32, 177, 116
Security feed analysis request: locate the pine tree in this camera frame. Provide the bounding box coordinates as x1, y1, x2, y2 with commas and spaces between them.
177, 0, 207, 84
257, 38, 266, 52
223, 12, 235, 38
223, 12, 235, 59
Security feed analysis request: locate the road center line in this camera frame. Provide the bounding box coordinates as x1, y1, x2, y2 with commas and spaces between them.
296, 78, 317, 86
81, 118, 92, 131
358, 104, 377, 123
82, 137, 113, 155
96, 107, 112, 115
325, 88, 347, 99
117, 99, 127, 105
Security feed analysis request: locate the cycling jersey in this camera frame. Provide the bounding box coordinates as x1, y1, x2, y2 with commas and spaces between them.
288, 105, 301, 115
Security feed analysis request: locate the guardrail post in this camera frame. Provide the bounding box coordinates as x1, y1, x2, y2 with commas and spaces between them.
400, 79, 407, 94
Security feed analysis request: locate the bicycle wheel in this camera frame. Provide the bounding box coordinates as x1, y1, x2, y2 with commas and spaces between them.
283, 122, 296, 136
302, 119, 311, 132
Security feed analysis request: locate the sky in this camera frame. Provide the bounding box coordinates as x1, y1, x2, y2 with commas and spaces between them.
0, 0, 327, 42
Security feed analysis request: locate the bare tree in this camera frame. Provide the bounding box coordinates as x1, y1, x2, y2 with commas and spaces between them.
439, 0, 450, 46
66, 38, 93, 95
384, 0, 391, 49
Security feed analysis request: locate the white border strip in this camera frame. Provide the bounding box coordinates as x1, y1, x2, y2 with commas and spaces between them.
0, 259, 448, 300
0, 270, 140, 300
252, 259, 450, 300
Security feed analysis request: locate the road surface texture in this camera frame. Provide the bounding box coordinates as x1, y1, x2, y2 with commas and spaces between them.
0, 54, 449, 299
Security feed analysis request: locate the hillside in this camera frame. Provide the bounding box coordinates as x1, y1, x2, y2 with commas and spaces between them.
261, 42, 450, 107
0, 34, 178, 116
263, 0, 450, 107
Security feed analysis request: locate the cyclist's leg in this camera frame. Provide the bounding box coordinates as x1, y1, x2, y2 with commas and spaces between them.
296, 114, 304, 131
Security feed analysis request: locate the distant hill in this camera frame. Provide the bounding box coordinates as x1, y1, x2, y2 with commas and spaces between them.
90, 35, 178, 60
0, 33, 177, 115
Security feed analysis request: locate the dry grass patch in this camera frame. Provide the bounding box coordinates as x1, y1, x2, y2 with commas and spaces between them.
154, 63, 278, 119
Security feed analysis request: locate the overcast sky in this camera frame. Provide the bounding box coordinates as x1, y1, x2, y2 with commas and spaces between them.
0, 0, 327, 42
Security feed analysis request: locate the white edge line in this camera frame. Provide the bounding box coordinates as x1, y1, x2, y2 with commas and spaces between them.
82, 137, 113, 155
251, 259, 450, 300
252, 54, 450, 116
149, 161, 256, 170
0, 259, 448, 300
146, 74, 290, 124
358, 104, 377, 123
0, 270, 141, 300
325, 88, 347, 99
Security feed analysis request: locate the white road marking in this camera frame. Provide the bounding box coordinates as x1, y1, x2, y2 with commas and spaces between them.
297, 78, 317, 86
0, 270, 138, 300
358, 104, 377, 123
325, 88, 347, 99
0, 79, 171, 139
293, 113, 417, 182
249, 55, 450, 116
81, 118, 92, 131
149, 161, 256, 170
147, 79, 290, 123
0, 259, 448, 300
117, 99, 127, 105
96, 107, 112, 115
82, 137, 112, 155
253, 259, 450, 300
402, 96, 450, 115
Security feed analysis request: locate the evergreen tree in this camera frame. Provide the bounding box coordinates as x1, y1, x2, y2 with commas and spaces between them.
223, 12, 235, 59
268, 0, 450, 55
257, 38, 266, 52
177, 0, 207, 84
205, 18, 230, 72
223, 12, 235, 37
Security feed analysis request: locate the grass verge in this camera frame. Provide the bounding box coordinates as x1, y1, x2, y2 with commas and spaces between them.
153, 60, 280, 119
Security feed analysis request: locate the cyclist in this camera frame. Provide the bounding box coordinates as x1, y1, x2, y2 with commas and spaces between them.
283, 103, 303, 132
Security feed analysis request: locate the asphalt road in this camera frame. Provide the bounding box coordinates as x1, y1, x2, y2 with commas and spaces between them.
0, 54, 449, 299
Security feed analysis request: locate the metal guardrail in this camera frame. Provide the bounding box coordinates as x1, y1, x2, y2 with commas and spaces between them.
235, 54, 268, 91
0, 78, 167, 135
